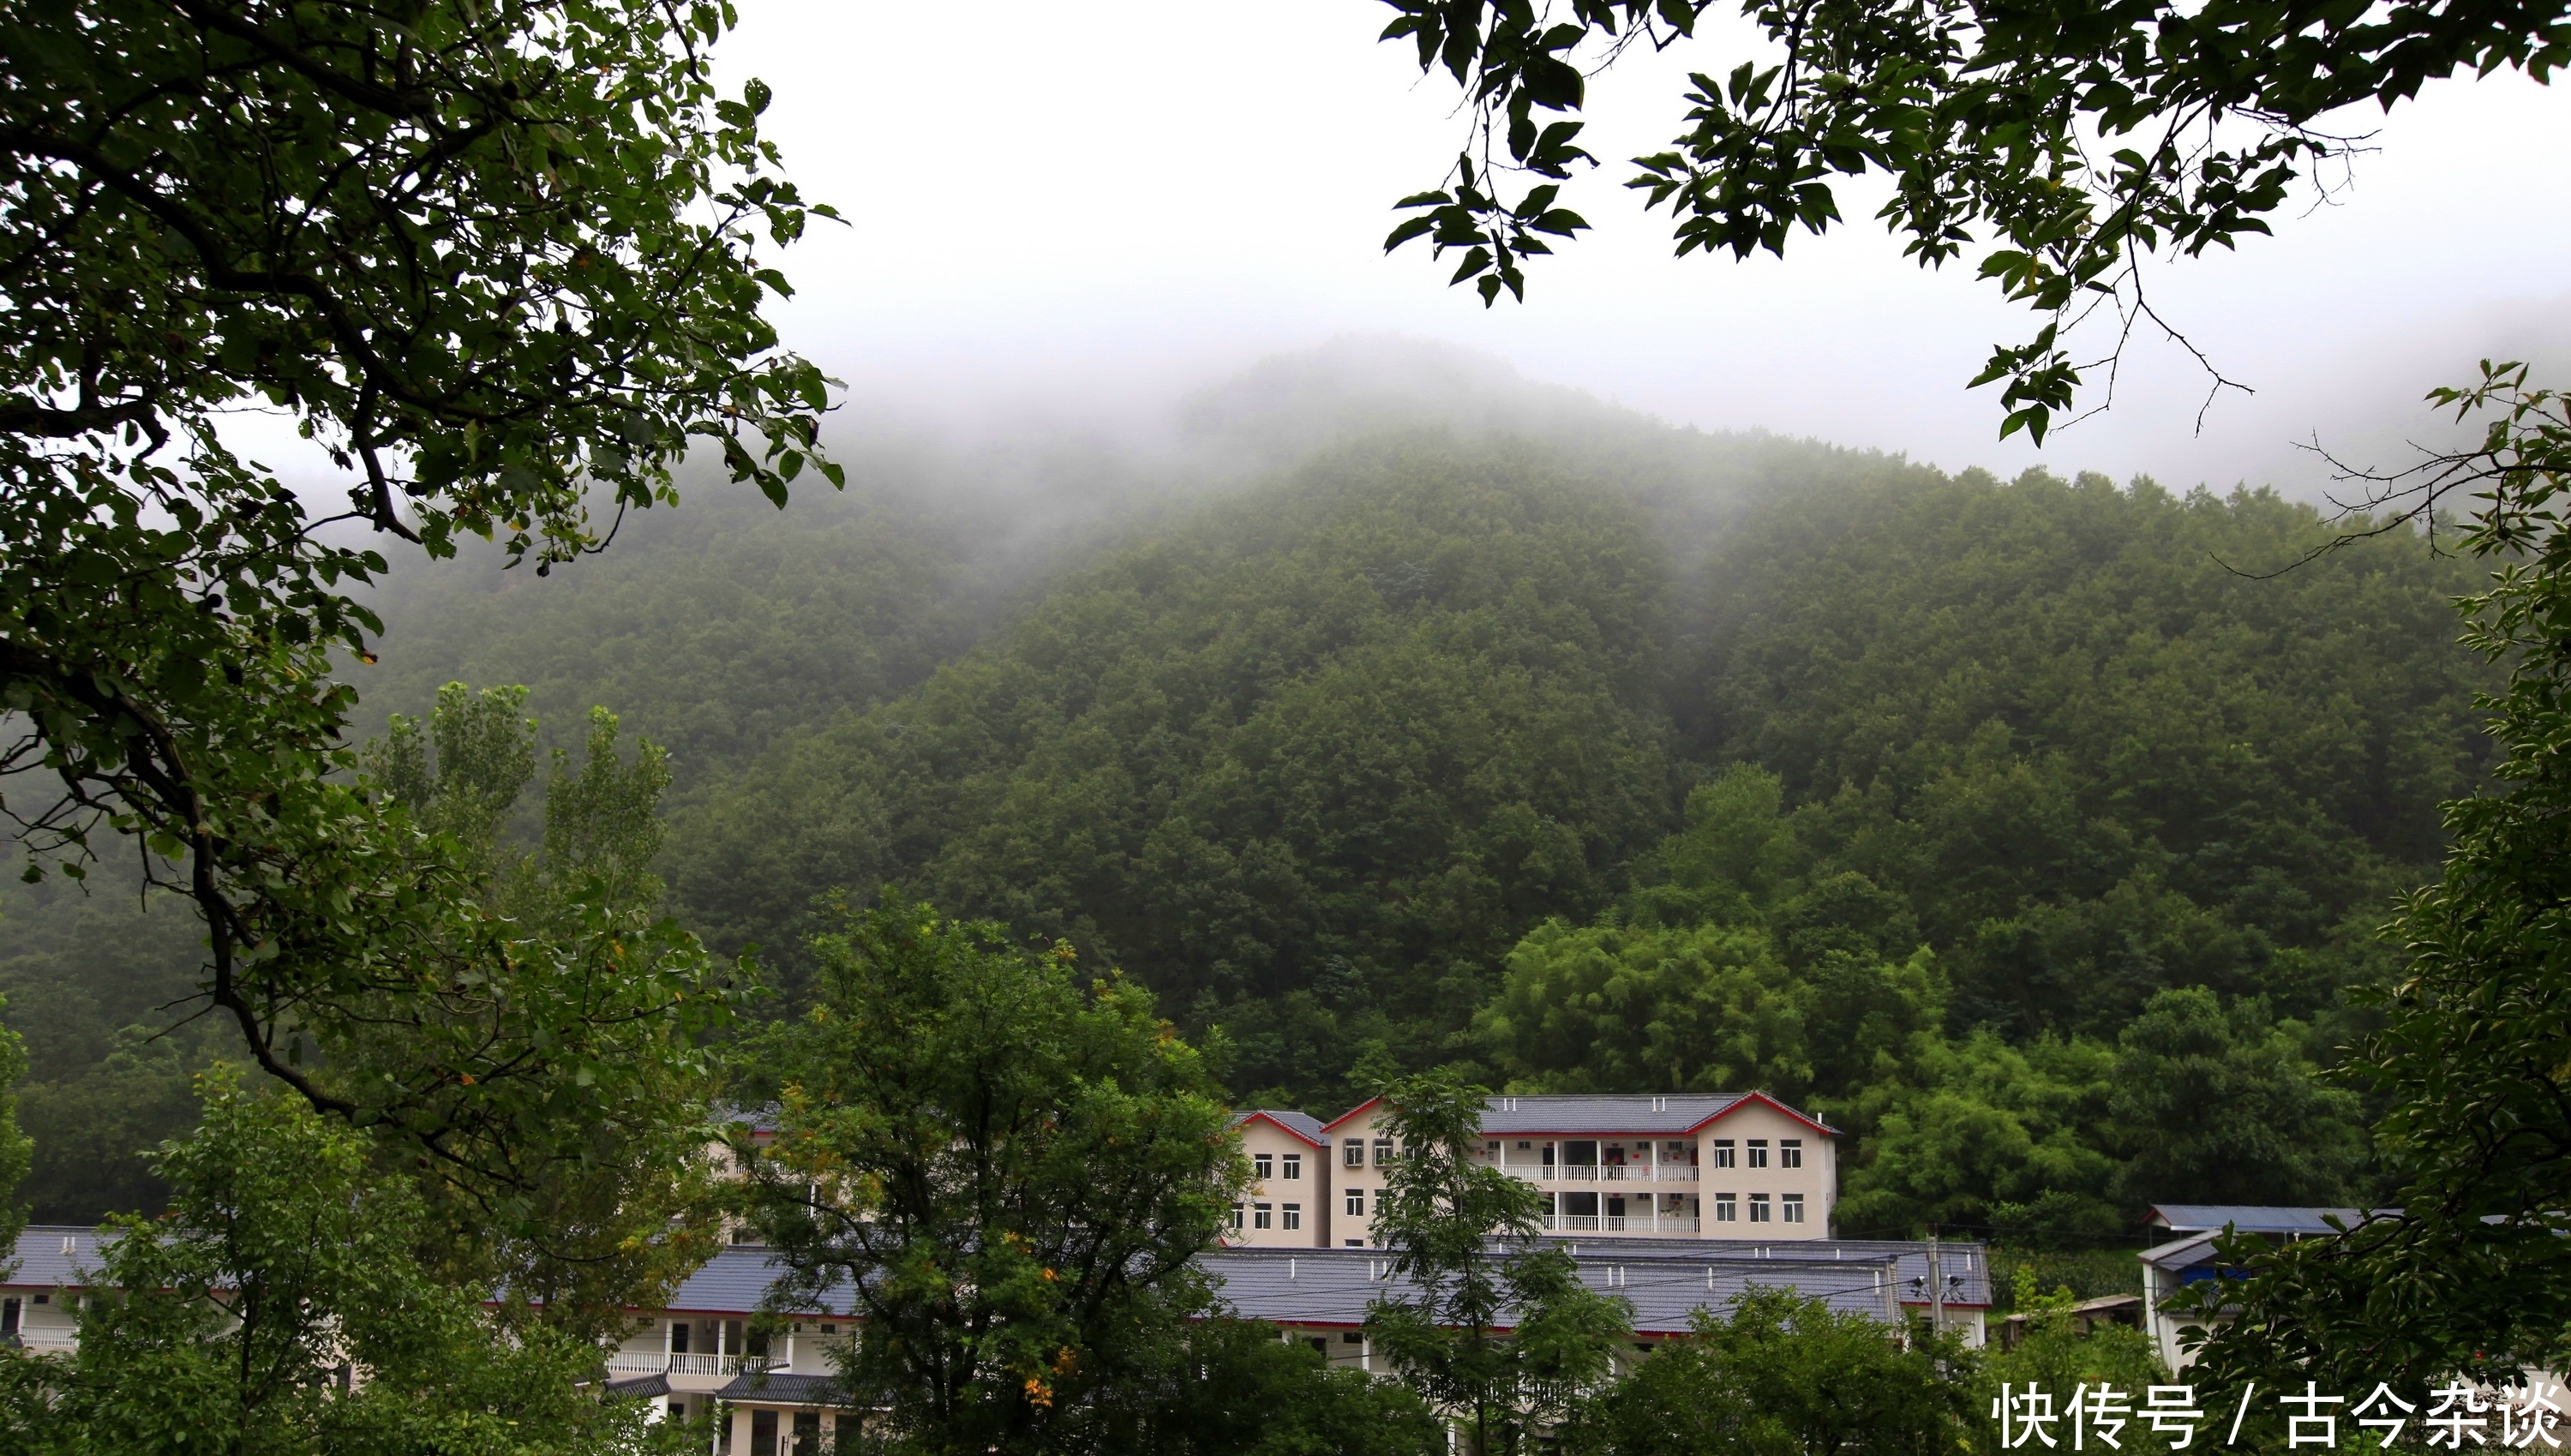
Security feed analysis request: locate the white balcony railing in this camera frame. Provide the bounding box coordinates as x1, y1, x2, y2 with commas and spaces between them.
1541, 1214, 1703, 1235
1495, 1165, 1701, 1183
605, 1351, 775, 1378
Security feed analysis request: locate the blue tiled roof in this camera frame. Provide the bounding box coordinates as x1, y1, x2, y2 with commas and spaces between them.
662, 1245, 855, 1316
3, 1225, 115, 1287
1477, 1093, 1838, 1136
2148, 1205, 2391, 1235
1542, 1236, 1993, 1308
1200, 1243, 1920, 1336
13, 1225, 1982, 1333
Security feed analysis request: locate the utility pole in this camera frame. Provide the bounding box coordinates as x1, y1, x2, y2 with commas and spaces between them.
1927, 1231, 1945, 1348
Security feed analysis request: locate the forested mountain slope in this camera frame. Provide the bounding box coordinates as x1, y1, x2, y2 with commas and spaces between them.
661, 435, 1810, 1079
0, 346, 2502, 1231
1683, 470, 2490, 1042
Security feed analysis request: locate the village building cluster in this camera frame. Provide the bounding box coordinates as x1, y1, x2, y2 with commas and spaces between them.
19, 1093, 2373, 1454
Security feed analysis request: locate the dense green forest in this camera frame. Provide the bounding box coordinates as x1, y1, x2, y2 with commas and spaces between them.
1, 355, 2497, 1233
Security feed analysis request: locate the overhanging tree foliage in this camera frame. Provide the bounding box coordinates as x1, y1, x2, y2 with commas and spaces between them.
1373, 0, 2566, 440
2178, 368, 2571, 1390
0, 0, 824, 1246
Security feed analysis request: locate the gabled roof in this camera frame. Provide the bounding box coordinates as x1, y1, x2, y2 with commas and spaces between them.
1319, 1097, 1381, 1134
659, 1245, 854, 1317
2147, 1205, 2391, 1236
1318, 1093, 1838, 1138
1231, 1110, 1327, 1147
1481, 1092, 1838, 1138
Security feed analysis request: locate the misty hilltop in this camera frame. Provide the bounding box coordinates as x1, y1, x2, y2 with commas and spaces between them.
5, 339, 2495, 1232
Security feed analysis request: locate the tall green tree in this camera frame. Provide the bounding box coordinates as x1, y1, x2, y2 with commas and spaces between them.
357, 683, 738, 1337
1079, 1317, 1443, 1456
0, 0, 829, 1228
1371, 0, 2561, 440
2104, 987, 2366, 1208
1566, 1287, 1971, 1456
0, 1072, 680, 1456
1366, 1070, 1632, 1456
2183, 368, 2571, 1390
0, 1009, 27, 1251
742, 894, 1244, 1456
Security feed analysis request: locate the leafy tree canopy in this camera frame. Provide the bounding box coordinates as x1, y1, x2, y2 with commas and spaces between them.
0, 1072, 686, 1456
0, 0, 828, 1220
1567, 1286, 1972, 1456
1374, 0, 2564, 439
2181, 369, 2571, 1391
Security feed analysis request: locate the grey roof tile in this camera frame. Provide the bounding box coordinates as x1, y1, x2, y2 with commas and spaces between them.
1232, 1110, 1328, 1145
3, 1225, 115, 1288
1199, 1243, 1922, 1336
662, 1246, 855, 1317
716, 1370, 851, 1405
2148, 1205, 2388, 1235
1477, 1093, 1837, 1136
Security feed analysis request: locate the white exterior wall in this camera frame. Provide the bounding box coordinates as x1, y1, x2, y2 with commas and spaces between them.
1693, 1102, 1836, 1240
1229, 1120, 1330, 1248
1331, 1096, 1841, 1244
1324, 1104, 1399, 1248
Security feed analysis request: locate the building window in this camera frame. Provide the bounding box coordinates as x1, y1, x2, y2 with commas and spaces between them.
1750, 1193, 1772, 1223
1373, 1137, 1396, 1165
669, 1399, 686, 1423
1282, 1203, 1302, 1231
1783, 1194, 1806, 1223
1711, 1140, 1735, 1169
1345, 1188, 1365, 1216
1254, 1202, 1274, 1231
1781, 1139, 1803, 1169
1228, 1202, 1244, 1231
669, 1321, 691, 1353
752, 1409, 780, 1456
1282, 1153, 1302, 1180
1714, 1194, 1736, 1222
1254, 1153, 1274, 1180
1748, 1140, 1770, 1169
794, 1411, 823, 1455
1344, 1331, 1365, 1344
1344, 1138, 1365, 1168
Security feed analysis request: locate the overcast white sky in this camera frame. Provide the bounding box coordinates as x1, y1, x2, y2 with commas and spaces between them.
710, 1, 2571, 496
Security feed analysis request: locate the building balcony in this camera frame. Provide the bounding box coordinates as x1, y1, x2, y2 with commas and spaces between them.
1543, 1214, 1703, 1234
1495, 1165, 1701, 1183
605, 1351, 777, 1378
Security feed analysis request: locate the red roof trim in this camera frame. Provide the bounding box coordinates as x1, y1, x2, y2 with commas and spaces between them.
1233, 1111, 1327, 1148
1681, 1092, 1838, 1137
1319, 1096, 1381, 1134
